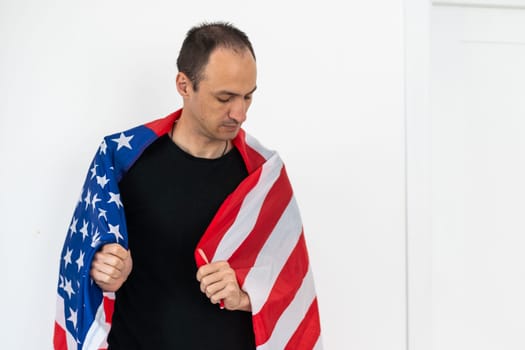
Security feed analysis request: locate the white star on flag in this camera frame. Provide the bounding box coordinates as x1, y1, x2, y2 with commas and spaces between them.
89, 163, 98, 179
98, 208, 107, 221
108, 192, 123, 208
84, 189, 91, 210
112, 132, 134, 151
67, 307, 78, 329
91, 229, 101, 248
79, 220, 89, 241
108, 223, 124, 242
63, 278, 75, 299
99, 139, 107, 155
69, 217, 78, 236
96, 174, 110, 189
91, 193, 101, 211
63, 248, 73, 268
75, 251, 85, 272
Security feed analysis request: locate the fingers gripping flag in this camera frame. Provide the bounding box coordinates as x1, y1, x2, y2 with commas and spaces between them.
54, 110, 322, 349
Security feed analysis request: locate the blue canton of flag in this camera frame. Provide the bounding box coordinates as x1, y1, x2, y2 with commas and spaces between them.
55, 125, 159, 349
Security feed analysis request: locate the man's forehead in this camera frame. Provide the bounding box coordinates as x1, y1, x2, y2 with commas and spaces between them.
199, 49, 257, 93
205, 48, 256, 70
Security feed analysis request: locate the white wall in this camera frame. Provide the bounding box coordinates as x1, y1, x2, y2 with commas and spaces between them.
430, 2, 525, 349
0, 1, 407, 348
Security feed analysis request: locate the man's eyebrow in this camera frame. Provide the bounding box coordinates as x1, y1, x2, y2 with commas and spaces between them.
216, 86, 257, 96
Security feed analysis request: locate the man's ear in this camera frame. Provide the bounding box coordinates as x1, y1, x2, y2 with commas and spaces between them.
176, 72, 192, 97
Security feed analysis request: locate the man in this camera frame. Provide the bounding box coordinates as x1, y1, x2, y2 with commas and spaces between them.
54, 22, 321, 350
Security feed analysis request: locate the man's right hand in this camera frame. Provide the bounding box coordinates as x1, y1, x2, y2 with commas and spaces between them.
90, 243, 133, 292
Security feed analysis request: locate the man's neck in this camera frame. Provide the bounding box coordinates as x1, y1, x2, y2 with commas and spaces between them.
170, 117, 230, 159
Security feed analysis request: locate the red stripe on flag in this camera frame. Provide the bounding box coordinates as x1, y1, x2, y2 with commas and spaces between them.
285, 298, 321, 349
232, 130, 267, 173
229, 167, 293, 285
103, 296, 115, 325
53, 322, 67, 350
252, 234, 310, 346
196, 166, 263, 264
144, 110, 181, 136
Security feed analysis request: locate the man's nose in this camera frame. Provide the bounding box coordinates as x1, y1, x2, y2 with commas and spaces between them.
228, 98, 248, 123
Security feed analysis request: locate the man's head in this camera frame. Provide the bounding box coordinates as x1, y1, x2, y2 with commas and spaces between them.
174, 22, 257, 145
177, 22, 256, 91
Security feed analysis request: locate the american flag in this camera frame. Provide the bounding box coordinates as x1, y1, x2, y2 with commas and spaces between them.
54, 110, 322, 349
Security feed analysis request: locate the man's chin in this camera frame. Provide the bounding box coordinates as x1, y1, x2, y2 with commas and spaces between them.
222, 125, 241, 137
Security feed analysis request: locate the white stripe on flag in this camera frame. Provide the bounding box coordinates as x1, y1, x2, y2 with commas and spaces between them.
55, 295, 79, 350
245, 133, 275, 160
212, 154, 283, 262
313, 335, 324, 350
103, 291, 116, 300
83, 297, 111, 350
243, 196, 303, 314
257, 268, 317, 350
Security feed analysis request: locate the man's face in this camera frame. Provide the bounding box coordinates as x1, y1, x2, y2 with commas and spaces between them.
181, 48, 257, 142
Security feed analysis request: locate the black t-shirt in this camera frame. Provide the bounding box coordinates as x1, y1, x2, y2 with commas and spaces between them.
107, 135, 255, 349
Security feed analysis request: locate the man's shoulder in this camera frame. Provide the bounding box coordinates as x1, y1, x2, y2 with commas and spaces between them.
238, 130, 276, 161
102, 110, 181, 141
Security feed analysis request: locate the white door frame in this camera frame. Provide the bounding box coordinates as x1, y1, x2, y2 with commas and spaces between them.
404, 1, 432, 349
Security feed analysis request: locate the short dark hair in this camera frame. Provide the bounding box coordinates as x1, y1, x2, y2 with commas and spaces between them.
176, 22, 256, 91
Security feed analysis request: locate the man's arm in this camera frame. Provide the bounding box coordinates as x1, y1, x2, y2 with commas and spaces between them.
90, 243, 133, 292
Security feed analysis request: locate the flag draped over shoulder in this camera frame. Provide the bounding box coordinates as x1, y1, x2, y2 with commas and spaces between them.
54, 109, 322, 350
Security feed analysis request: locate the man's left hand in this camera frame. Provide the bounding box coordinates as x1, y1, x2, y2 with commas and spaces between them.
196, 260, 252, 312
